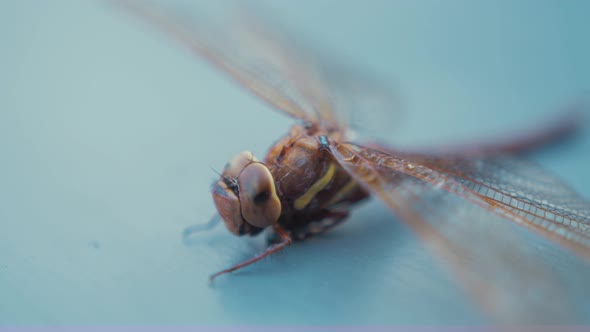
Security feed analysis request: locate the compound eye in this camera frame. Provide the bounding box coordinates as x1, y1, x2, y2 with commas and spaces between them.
238, 162, 281, 228
224, 151, 258, 178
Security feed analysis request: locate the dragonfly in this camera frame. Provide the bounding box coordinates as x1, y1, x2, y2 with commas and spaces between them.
112, 0, 590, 323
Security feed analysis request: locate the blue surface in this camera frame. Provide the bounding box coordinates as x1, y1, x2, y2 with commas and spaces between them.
2, 0, 590, 325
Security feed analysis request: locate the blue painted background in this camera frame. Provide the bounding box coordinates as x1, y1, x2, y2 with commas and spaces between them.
1, 0, 590, 325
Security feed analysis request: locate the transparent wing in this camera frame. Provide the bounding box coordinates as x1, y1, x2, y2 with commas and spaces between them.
332, 142, 590, 322
347, 143, 590, 257
110, 0, 401, 133
112, 0, 315, 123
387, 103, 586, 158
388, 150, 590, 256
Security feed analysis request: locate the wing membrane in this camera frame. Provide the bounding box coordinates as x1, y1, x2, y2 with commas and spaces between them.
111, 0, 400, 133
349, 144, 590, 257
113, 0, 316, 123
332, 142, 590, 322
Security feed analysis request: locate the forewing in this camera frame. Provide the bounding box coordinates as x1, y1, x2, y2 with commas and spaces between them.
110, 0, 401, 133
390, 149, 590, 257
332, 142, 590, 322
112, 0, 316, 122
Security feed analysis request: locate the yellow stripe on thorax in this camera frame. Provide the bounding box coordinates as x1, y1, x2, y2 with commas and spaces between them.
294, 163, 336, 210
325, 178, 357, 207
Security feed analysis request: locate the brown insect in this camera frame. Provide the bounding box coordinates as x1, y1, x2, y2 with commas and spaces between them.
114, 0, 590, 323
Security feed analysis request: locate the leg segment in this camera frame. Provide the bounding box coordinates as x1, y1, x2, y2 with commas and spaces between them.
291, 210, 350, 241
182, 214, 221, 246
209, 224, 292, 282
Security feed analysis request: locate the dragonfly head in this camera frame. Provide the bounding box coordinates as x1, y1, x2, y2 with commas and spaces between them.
212, 151, 282, 236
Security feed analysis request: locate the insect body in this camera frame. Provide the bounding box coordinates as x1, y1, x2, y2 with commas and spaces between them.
115, 0, 590, 323
210, 124, 368, 278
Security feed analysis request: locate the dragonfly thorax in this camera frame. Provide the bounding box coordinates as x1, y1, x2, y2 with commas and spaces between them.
262, 125, 369, 237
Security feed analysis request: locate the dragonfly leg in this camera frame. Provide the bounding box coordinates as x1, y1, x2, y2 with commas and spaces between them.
290, 210, 350, 241
182, 214, 221, 246
307, 210, 349, 236
209, 224, 292, 282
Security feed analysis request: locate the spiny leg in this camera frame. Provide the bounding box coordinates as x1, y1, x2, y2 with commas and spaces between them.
182, 214, 221, 246
209, 224, 292, 282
